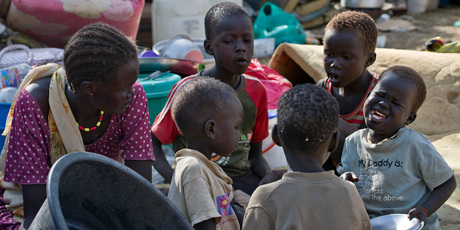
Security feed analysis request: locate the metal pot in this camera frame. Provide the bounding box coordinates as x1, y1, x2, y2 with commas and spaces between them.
340, 0, 385, 9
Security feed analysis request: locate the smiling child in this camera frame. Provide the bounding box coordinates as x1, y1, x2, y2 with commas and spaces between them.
338, 66, 456, 229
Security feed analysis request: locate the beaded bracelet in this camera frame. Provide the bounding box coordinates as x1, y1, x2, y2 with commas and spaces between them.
419, 206, 428, 217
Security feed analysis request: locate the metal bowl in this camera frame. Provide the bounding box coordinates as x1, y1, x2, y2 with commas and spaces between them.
341, 0, 384, 9
370, 214, 424, 230
139, 57, 203, 77
154, 38, 213, 63
161, 35, 204, 63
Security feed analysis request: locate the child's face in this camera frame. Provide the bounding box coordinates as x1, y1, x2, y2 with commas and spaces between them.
364, 72, 417, 140
209, 96, 243, 157
323, 30, 372, 88
206, 15, 254, 75
91, 59, 139, 115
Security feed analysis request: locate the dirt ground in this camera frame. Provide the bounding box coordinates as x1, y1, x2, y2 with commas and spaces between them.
377, 5, 460, 50
309, 3, 460, 50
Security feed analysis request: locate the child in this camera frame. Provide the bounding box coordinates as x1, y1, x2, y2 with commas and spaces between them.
317, 11, 379, 170
0, 23, 154, 229
338, 66, 456, 229
151, 1, 277, 195
242, 84, 371, 230
167, 77, 243, 229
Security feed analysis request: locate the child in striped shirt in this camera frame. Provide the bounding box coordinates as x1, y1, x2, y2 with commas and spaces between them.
317, 11, 379, 171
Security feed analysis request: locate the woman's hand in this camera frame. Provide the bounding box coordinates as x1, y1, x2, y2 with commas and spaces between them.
23, 184, 47, 229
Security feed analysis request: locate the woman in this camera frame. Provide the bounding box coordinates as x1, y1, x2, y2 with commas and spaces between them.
0, 23, 154, 229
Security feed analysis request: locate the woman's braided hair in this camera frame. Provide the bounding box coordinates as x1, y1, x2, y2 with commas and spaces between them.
64, 23, 138, 91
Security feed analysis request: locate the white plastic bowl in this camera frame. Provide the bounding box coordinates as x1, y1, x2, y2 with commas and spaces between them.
154, 37, 214, 70
160, 35, 204, 63
154, 37, 276, 70
370, 214, 424, 230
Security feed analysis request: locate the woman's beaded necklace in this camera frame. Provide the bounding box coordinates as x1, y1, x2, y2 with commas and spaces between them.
76, 110, 104, 132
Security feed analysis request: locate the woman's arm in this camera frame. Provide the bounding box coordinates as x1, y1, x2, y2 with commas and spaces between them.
125, 159, 153, 183
22, 184, 47, 229
151, 132, 174, 183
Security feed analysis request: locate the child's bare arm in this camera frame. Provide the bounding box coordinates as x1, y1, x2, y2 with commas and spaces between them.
408, 175, 457, 224
194, 218, 216, 230
249, 142, 278, 185
231, 200, 244, 226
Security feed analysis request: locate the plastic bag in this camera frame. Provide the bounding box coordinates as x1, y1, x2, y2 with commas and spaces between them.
244, 59, 292, 110
0, 44, 64, 68
253, 2, 306, 48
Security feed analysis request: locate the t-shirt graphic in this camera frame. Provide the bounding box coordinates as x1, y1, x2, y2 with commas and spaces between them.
211, 133, 251, 174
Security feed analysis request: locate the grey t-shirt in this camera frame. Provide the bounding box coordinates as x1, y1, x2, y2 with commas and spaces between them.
338, 127, 454, 229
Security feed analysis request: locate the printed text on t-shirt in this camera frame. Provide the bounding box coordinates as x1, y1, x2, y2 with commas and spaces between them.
356, 158, 405, 202
358, 159, 403, 168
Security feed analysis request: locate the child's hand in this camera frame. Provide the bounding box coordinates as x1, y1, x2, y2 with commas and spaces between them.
234, 190, 251, 211
340, 172, 359, 182
408, 207, 428, 226
259, 173, 278, 185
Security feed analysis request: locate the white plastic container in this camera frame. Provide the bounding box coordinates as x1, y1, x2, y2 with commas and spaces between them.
153, 38, 215, 69
153, 37, 274, 70
262, 111, 288, 170
407, 0, 439, 14
152, 0, 243, 44
426, 0, 440, 11
254, 38, 275, 58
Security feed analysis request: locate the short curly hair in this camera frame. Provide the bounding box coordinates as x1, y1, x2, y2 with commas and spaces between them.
380, 65, 426, 112
64, 23, 138, 92
277, 83, 339, 150
204, 2, 251, 40
325, 10, 377, 54
171, 77, 237, 134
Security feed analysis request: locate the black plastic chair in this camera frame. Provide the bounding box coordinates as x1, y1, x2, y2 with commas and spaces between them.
29, 151, 192, 230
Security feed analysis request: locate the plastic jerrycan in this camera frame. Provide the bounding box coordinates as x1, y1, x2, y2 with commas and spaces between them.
253, 2, 306, 48
152, 0, 243, 44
